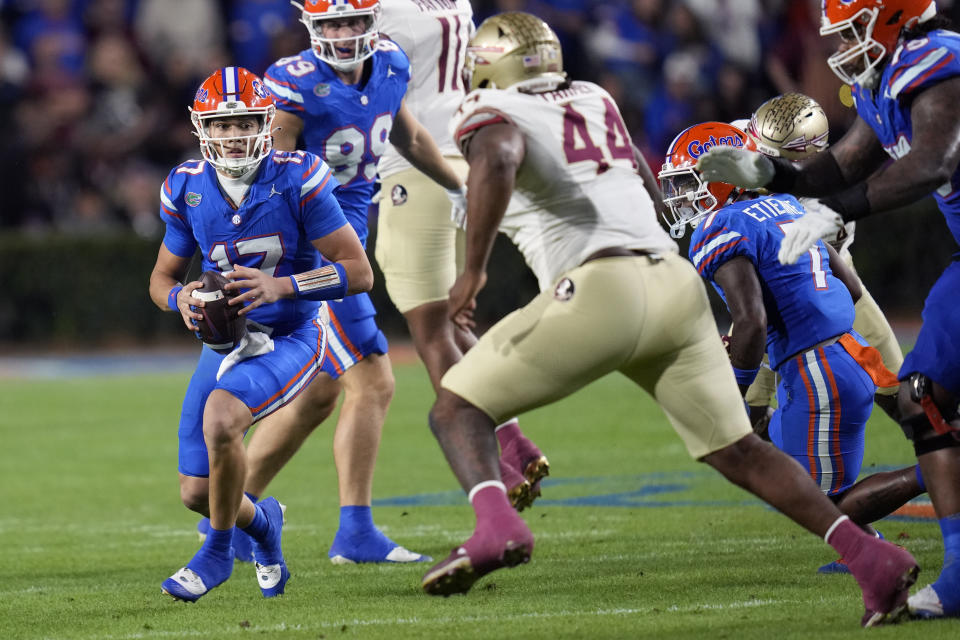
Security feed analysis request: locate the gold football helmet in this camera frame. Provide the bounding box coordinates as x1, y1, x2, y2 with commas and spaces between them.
747, 93, 829, 160
463, 12, 566, 92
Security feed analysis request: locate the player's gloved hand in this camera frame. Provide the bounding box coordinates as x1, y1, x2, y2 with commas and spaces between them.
696, 146, 775, 189
446, 185, 468, 230
778, 198, 844, 265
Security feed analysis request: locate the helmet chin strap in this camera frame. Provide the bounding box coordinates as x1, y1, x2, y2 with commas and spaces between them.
207, 138, 264, 177
329, 57, 362, 73
312, 44, 364, 73
219, 162, 257, 178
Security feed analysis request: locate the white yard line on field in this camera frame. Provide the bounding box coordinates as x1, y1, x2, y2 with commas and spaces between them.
64, 599, 786, 640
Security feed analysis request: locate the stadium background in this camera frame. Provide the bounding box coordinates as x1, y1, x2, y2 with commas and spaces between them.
1, 0, 957, 348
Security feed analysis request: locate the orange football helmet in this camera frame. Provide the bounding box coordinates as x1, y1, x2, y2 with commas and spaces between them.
658, 122, 756, 238
292, 0, 381, 72
821, 0, 938, 86
190, 67, 276, 177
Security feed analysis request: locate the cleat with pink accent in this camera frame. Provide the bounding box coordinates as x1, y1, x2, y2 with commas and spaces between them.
521, 454, 550, 487
849, 541, 919, 627
499, 458, 533, 511
421, 522, 534, 596
498, 426, 549, 509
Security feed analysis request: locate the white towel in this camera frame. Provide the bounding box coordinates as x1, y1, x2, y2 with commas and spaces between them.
216, 329, 275, 380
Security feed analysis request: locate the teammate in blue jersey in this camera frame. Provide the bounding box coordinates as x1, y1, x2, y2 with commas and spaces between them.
661, 120, 924, 547
235, 0, 466, 565
696, 0, 960, 618
148, 66, 373, 601
737, 93, 925, 576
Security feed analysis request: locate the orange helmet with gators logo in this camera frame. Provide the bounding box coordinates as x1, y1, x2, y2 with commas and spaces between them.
820, 0, 938, 87
658, 122, 756, 238
292, 0, 381, 72
190, 66, 276, 177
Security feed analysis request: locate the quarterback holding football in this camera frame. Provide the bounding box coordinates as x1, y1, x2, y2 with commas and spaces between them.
148, 65, 372, 602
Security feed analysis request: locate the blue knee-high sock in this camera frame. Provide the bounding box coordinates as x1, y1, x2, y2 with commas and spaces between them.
932, 513, 960, 613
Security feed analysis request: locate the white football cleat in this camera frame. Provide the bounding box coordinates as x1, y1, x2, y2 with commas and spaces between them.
909, 584, 945, 618
255, 561, 290, 596
161, 567, 209, 602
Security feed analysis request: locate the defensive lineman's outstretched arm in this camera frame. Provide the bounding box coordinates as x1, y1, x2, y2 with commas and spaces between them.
825, 242, 862, 303
701, 77, 960, 220
783, 77, 960, 216
852, 76, 960, 214
697, 117, 887, 196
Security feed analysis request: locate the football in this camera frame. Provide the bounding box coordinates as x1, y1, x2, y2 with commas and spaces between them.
190, 270, 246, 354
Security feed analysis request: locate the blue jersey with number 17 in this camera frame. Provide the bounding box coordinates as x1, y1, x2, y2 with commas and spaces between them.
264, 43, 411, 247
158, 149, 348, 333
688, 194, 855, 370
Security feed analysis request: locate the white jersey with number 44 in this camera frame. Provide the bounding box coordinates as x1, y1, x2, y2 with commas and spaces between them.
377, 0, 473, 178
451, 81, 678, 289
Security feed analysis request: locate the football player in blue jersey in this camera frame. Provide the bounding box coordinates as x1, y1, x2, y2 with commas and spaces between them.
148, 66, 373, 601
732, 93, 906, 435
739, 93, 923, 575
696, 0, 960, 618
661, 120, 925, 571
243, 0, 467, 565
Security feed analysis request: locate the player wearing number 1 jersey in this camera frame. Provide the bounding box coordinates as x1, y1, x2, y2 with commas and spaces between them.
694, 1, 960, 617
245, 0, 463, 565
660, 122, 923, 558
421, 16, 918, 627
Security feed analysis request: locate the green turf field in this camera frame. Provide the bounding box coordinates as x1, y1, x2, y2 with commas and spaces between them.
0, 359, 956, 639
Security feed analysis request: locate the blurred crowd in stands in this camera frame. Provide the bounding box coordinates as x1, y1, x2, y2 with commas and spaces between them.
2, 0, 959, 238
